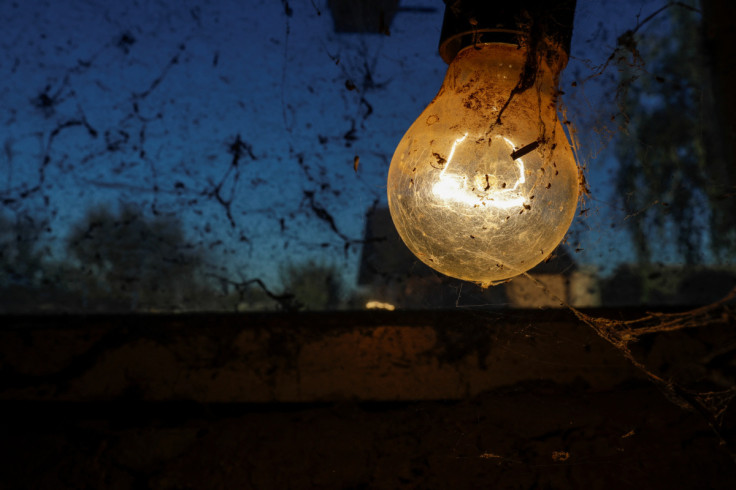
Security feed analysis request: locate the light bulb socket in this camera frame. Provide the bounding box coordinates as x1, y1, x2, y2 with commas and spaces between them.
438, 0, 576, 64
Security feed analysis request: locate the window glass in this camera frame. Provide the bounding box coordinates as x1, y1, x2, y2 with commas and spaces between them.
1, 0, 732, 312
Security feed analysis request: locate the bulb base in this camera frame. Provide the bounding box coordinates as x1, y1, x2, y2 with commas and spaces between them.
438, 0, 576, 64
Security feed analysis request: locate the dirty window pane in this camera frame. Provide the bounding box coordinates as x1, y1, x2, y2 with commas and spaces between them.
0, 0, 733, 312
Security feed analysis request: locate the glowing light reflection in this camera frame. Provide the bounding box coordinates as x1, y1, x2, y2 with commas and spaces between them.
432, 134, 526, 209
365, 300, 396, 311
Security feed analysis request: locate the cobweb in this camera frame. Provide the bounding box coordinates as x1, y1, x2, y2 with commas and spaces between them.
521, 0, 736, 460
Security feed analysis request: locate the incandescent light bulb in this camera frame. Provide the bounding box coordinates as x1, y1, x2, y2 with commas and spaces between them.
387, 41, 579, 286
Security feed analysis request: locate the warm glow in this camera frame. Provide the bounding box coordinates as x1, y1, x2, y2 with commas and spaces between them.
387, 43, 578, 286
365, 300, 396, 311
432, 134, 526, 209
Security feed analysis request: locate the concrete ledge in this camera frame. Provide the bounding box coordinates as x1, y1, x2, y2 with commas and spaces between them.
0, 310, 640, 402
1, 310, 735, 489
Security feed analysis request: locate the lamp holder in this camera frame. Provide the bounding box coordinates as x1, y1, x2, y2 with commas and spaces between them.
438, 0, 577, 65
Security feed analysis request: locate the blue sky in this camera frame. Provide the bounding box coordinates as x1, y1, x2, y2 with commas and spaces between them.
0, 0, 699, 293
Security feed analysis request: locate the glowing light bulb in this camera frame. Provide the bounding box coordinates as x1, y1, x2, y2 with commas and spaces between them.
387, 43, 579, 286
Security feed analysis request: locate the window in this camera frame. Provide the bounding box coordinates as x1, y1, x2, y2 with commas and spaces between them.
1, 0, 733, 312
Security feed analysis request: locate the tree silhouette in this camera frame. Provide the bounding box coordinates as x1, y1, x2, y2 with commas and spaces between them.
65, 204, 213, 311
0, 212, 51, 311
0, 212, 45, 287
278, 260, 344, 310
614, 3, 735, 264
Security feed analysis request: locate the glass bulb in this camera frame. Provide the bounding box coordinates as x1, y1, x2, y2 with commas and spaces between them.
387, 43, 578, 286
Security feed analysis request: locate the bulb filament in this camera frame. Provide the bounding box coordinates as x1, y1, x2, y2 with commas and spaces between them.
432, 134, 526, 209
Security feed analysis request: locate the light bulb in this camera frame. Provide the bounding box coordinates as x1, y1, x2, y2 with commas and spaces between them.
387, 43, 578, 286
